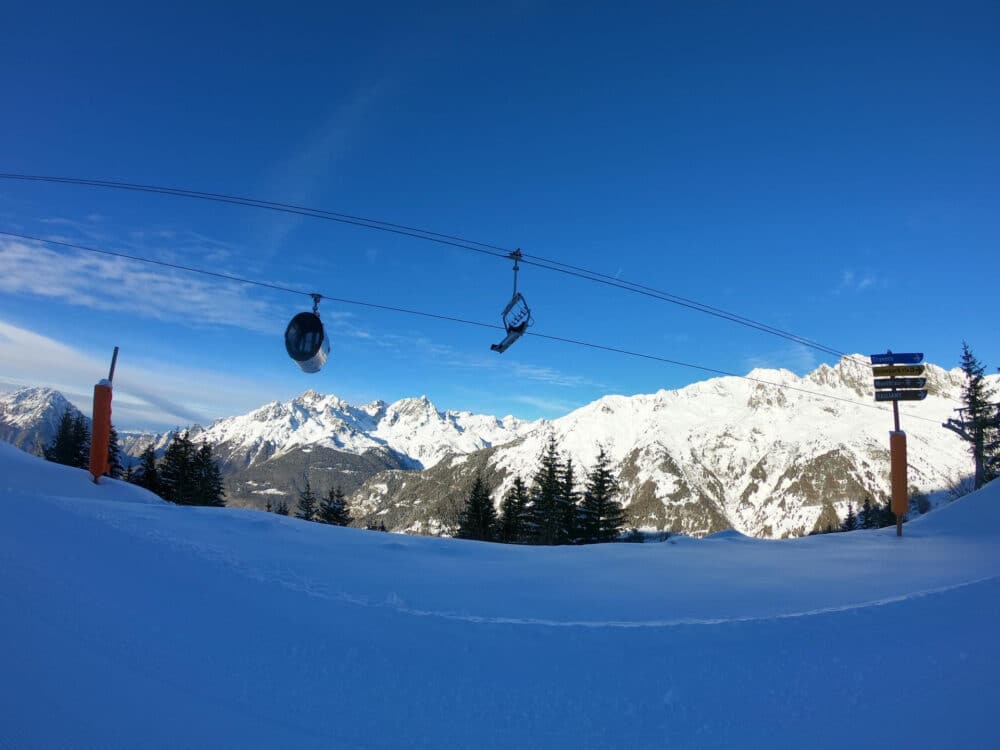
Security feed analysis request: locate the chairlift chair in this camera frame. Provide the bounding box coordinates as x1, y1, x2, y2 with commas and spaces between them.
491, 249, 533, 353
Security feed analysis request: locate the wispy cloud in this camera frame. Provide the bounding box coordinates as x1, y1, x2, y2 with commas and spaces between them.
0, 237, 285, 333
260, 79, 390, 249
0, 320, 283, 429
834, 269, 881, 295
510, 395, 578, 415
368, 331, 605, 389
510, 363, 604, 388
744, 343, 819, 374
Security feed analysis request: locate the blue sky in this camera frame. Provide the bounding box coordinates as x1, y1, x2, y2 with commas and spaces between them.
1, 1, 998, 430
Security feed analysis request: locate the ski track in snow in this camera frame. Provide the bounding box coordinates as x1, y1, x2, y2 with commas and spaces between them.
43, 492, 999, 631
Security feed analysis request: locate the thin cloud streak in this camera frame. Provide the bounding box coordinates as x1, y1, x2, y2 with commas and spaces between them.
0, 320, 283, 429
0, 238, 284, 334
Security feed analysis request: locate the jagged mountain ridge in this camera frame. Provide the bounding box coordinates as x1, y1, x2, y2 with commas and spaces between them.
351, 357, 994, 538
0, 387, 86, 453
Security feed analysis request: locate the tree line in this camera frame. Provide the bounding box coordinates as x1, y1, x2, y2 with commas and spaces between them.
456, 437, 628, 545
129, 432, 225, 506
44, 409, 123, 478
43, 413, 225, 507
271, 478, 355, 527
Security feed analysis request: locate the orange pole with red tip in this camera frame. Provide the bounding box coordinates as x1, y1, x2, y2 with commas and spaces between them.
88, 347, 118, 484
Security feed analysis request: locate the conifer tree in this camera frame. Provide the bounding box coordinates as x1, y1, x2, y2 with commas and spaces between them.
560, 457, 580, 544
457, 472, 498, 541
44, 410, 79, 467
132, 445, 162, 497
579, 447, 625, 543
957, 343, 998, 488
265, 497, 273, 513
498, 476, 531, 544
877, 498, 895, 528
528, 435, 566, 545
193, 442, 225, 507
160, 431, 196, 504
318, 486, 353, 526
841, 502, 858, 532
274, 500, 290, 516
296, 479, 318, 521
71, 414, 90, 469
859, 496, 875, 530
106, 425, 124, 479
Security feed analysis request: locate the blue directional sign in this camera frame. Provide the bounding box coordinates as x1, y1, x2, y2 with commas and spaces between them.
869, 352, 923, 365
873, 377, 927, 390
875, 389, 928, 402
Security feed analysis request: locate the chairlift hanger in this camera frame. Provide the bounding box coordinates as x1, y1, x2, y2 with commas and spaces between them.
491, 249, 533, 353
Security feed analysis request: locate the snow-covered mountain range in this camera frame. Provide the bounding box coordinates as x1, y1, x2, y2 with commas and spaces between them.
0, 387, 85, 452
349, 357, 991, 538
197, 389, 531, 471
2, 357, 992, 538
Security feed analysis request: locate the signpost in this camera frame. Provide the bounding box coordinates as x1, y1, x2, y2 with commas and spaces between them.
869, 351, 927, 537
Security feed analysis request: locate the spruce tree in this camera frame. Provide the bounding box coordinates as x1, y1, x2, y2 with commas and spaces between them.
44, 410, 79, 467
160, 431, 196, 504
457, 472, 498, 541
71, 413, 90, 469
528, 435, 566, 545
265, 497, 273, 513
318, 486, 353, 526
841, 502, 858, 532
877, 498, 895, 528
132, 445, 162, 497
859, 496, 875, 530
579, 447, 625, 543
957, 343, 998, 488
560, 457, 580, 544
193, 442, 225, 507
274, 500, 290, 516
296, 479, 318, 521
106, 425, 124, 479
498, 476, 531, 543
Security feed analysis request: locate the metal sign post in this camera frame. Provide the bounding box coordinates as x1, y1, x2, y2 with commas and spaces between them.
869, 351, 926, 536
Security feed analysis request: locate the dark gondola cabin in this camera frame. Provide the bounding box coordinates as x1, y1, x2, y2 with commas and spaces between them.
284, 311, 329, 373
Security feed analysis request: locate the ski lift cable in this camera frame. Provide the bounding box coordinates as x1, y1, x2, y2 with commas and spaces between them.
0, 172, 864, 364
0, 229, 947, 425
0, 173, 511, 261
517, 257, 850, 359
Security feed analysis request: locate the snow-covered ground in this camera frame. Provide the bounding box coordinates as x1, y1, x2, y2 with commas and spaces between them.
1, 441, 997, 748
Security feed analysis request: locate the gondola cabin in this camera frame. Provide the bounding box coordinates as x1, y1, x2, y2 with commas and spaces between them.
284, 311, 330, 373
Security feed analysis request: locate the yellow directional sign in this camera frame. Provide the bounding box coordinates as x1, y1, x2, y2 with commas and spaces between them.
871, 365, 925, 377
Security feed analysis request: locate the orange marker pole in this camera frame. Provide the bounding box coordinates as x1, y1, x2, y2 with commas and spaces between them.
88, 346, 118, 484
889, 431, 907, 537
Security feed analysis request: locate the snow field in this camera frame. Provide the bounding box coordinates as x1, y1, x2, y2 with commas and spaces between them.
1, 442, 998, 748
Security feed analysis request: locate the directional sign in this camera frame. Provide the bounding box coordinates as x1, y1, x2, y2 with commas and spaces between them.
872, 365, 925, 378
870, 352, 924, 366
873, 377, 927, 390
875, 389, 928, 402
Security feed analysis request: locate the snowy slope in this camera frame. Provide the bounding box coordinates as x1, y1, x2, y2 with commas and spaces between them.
0, 442, 997, 749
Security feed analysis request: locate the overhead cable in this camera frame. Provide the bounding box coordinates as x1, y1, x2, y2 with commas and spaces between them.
0, 229, 946, 425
